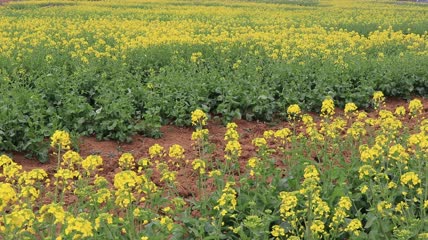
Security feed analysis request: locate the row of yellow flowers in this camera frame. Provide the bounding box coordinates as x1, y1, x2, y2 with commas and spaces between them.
0, 0, 426, 66
1, 92, 427, 239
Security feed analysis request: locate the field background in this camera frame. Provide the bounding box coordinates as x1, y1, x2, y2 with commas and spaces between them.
1, 0, 428, 239
0, 0, 427, 158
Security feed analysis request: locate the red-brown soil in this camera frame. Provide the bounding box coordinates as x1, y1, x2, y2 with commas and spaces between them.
9, 97, 428, 198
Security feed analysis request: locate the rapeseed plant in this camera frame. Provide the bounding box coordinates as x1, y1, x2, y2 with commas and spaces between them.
1, 97, 428, 239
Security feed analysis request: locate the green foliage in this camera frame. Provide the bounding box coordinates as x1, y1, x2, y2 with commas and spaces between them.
0, 0, 427, 161
2, 102, 428, 239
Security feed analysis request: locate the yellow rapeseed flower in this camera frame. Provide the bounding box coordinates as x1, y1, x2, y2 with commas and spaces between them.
224, 140, 242, 161
408, 98, 423, 117
394, 106, 406, 117
159, 216, 174, 231
50, 130, 71, 150
372, 91, 385, 109
279, 191, 298, 220
65, 216, 93, 238
346, 121, 366, 139
0, 154, 13, 167
395, 201, 409, 214
148, 144, 165, 158
190, 52, 203, 63
114, 170, 142, 190
0, 183, 17, 211
304, 165, 320, 181
400, 171, 421, 188
81, 155, 103, 174
310, 220, 325, 235
54, 168, 80, 184
192, 158, 206, 175
345, 219, 362, 236
359, 144, 382, 163
338, 196, 352, 210
252, 137, 267, 148
376, 201, 392, 216
247, 157, 259, 169
209, 170, 222, 177
1, 161, 22, 183
168, 144, 185, 159
62, 150, 82, 169
160, 170, 177, 183
274, 128, 292, 144
214, 182, 237, 216
287, 104, 301, 120
344, 102, 358, 117
19, 186, 40, 201
358, 165, 376, 179
191, 109, 207, 126
191, 129, 209, 141
321, 97, 335, 118
263, 130, 275, 139
4, 208, 35, 232
18, 168, 47, 185
94, 188, 111, 204
271, 225, 286, 238
137, 157, 152, 168
388, 144, 409, 164
114, 189, 135, 208
118, 153, 135, 170
38, 203, 66, 224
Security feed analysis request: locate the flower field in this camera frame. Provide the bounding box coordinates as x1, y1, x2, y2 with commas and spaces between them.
0, 0, 427, 159
1, 95, 428, 239
1, 0, 428, 239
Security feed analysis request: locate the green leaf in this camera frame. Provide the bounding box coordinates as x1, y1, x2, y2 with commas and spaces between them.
365, 213, 377, 229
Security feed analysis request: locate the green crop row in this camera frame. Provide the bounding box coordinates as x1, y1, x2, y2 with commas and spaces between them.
0, 0, 427, 161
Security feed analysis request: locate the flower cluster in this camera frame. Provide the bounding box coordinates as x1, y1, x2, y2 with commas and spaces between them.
191, 109, 207, 126
50, 130, 71, 150
214, 182, 237, 216
149, 144, 165, 159
344, 102, 358, 118
408, 99, 423, 118
168, 144, 185, 160
118, 153, 135, 170
191, 129, 209, 142
321, 97, 335, 118
224, 123, 241, 162
192, 158, 206, 175
287, 104, 301, 120
372, 91, 385, 109
81, 155, 103, 175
